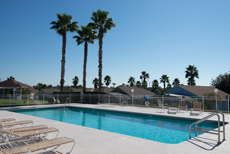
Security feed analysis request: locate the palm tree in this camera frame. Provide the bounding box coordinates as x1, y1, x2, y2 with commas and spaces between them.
152, 79, 159, 92
89, 9, 115, 92
128, 77, 135, 86
73, 25, 97, 93
172, 78, 180, 86
50, 13, 78, 91
112, 83, 116, 88
72, 76, 79, 87
7, 76, 15, 80
167, 83, 172, 89
140, 71, 149, 88
92, 78, 99, 89
160, 74, 170, 89
185, 65, 199, 86
136, 81, 142, 87
104, 75, 111, 87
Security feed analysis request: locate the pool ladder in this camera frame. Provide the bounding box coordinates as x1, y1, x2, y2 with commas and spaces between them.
189, 112, 225, 144
64, 98, 70, 108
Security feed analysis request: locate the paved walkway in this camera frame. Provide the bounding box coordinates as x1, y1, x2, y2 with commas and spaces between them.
0, 104, 229, 154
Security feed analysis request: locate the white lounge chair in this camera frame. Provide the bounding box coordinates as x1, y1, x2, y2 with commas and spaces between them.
157, 99, 168, 112
190, 102, 202, 116
178, 101, 187, 112
53, 97, 60, 104
0, 137, 76, 154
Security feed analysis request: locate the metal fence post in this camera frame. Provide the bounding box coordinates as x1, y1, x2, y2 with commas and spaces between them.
162, 95, 164, 105
43, 94, 44, 105
99, 94, 100, 103
9, 94, 11, 107
109, 93, 110, 104
228, 97, 229, 114
120, 94, 121, 105
202, 96, 204, 111
27, 94, 29, 106
70, 93, 71, 103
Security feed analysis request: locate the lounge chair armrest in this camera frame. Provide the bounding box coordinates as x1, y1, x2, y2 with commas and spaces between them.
64, 136, 76, 154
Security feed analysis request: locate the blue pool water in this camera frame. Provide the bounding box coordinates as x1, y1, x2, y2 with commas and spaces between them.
12, 107, 219, 144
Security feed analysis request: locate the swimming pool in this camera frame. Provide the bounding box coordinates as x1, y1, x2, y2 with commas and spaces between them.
12, 107, 219, 144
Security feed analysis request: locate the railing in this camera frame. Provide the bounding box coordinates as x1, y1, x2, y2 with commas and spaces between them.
64, 98, 70, 108
0, 94, 229, 113
189, 112, 225, 144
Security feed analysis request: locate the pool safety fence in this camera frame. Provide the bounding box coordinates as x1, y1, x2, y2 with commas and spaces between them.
0, 94, 229, 113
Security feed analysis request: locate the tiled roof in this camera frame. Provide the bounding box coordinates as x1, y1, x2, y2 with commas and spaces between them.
112, 86, 155, 96
0, 79, 38, 93
165, 85, 229, 97
40, 87, 94, 94
179, 85, 229, 97
94, 87, 113, 93
40, 88, 61, 94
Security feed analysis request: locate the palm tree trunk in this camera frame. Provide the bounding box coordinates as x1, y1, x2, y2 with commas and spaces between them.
143, 78, 146, 89
98, 30, 103, 92
83, 41, 88, 93
60, 32, 66, 92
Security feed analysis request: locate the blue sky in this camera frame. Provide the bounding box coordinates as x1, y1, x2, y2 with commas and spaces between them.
0, 0, 229, 88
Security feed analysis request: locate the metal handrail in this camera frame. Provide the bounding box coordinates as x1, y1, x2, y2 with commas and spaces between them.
64, 98, 70, 108
189, 112, 225, 144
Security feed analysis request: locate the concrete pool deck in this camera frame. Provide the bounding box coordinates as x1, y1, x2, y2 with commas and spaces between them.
0, 104, 229, 154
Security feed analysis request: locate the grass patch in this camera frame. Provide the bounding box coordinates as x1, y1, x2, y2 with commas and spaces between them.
0, 99, 49, 106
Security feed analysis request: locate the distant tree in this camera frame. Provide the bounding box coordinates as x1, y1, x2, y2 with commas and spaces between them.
47, 84, 53, 88
140, 71, 149, 88
136, 81, 142, 87
172, 78, 180, 86
33, 83, 47, 91
92, 78, 99, 89
185, 65, 199, 86
56, 85, 60, 88
72, 76, 79, 87
152, 80, 159, 92
160, 74, 170, 89
50, 13, 78, 91
167, 83, 172, 89
128, 77, 135, 86
7, 76, 15, 80
112, 83, 116, 88
211, 72, 230, 94
89, 9, 115, 92
104, 75, 111, 87
73, 25, 97, 93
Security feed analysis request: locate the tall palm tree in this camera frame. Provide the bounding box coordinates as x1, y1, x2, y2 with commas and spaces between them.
140, 71, 149, 88
72, 76, 79, 87
128, 77, 136, 86
185, 65, 199, 86
92, 78, 99, 89
172, 78, 180, 86
73, 25, 97, 93
89, 9, 115, 92
104, 75, 111, 87
160, 74, 170, 89
50, 13, 78, 91
152, 79, 159, 92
